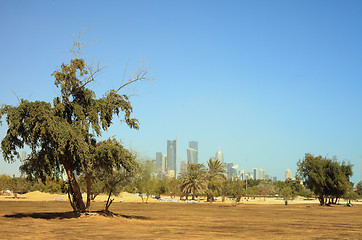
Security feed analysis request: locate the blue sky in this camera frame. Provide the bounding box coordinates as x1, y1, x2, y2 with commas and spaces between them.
0, 0, 361, 183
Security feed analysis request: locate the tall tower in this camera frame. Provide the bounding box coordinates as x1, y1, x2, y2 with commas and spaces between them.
215, 149, 224, 163
187, 141, 198, 164
253, 168, 258, 180
259, 169, 265, 180
167, 139, 177, 178
155, 152, 163, 170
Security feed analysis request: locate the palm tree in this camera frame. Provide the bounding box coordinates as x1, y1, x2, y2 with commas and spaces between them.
179, 162, 207, 200
206, 158, 226, 202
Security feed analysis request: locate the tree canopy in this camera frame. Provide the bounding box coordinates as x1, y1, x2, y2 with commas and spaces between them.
0, 37, 149, 212
297, 153, 353, 205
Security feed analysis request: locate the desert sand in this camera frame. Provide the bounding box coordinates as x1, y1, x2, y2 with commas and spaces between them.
0, 192, 361, 239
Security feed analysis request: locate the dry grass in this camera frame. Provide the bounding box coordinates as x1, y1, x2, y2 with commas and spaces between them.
0, 201, 361, 239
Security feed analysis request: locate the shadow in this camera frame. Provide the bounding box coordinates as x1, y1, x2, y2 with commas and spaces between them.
3, 211, 150, 220
4, 211, 80, 220
118, 214, 150, 220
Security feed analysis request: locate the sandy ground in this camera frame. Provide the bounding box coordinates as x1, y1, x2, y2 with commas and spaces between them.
0, 200, 361, 239
0, 191, 360, 205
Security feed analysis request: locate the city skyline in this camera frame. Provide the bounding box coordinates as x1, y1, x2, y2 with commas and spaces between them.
0, 1, 361, 184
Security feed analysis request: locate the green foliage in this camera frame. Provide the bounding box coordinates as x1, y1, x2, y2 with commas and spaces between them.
246, 179, 262, 188
297, 153, 353, 205
342, 190, 360, 203
0, 174, 66, 195
224, 178, 244, 203
257, 182, 274, 200
356, 181, 362, 196
179, 162, 207, 200
206, 158, 226, 202
0, 36, 149, 212
246, 185, 258, 198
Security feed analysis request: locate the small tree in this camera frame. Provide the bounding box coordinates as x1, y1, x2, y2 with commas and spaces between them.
280, 186, 294, 205
343, 191, 360, 205
227, 178, 244, 205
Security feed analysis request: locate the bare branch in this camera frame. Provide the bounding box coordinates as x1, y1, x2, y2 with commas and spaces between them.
69, 26, 93, 59
10, 90, 21, 103
114, 59, 153, 94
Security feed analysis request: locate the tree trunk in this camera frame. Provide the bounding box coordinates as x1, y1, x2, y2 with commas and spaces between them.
105, 188, 113, 212
318, 195, 325, 205
85, 172, 93, 211
63, 161, 86, 212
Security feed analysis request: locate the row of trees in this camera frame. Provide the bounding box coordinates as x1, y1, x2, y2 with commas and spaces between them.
0, 174, 66, 196
2, 156, 361, 207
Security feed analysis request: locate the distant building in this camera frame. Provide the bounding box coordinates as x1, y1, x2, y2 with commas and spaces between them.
189, 141, 198, 163
215, 149, 224, 163
156, 152, 163, 169
240, 170, 246, 180
225, 163, 234, 179
259, 169, 265, 180
155, 152, 165, 177
272, 176, 277, 181
180, 160, 187, 173
167, 139, 177, 178
187, 147, 198, 164
162, 154, 167, 174
285, 169, 292, 180
231, 165, 238, 179
253, 168, 258, 180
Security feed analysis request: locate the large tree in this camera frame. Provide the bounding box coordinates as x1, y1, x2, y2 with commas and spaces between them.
297, 153, 353, 205
0, 37, 149, 212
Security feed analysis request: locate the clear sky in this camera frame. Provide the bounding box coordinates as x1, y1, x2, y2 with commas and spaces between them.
1, 0, 361, 183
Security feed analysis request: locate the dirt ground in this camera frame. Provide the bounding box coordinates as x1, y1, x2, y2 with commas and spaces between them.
0, 200, 361, 240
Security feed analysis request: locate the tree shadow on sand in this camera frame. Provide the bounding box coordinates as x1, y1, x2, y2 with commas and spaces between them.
4, 210, 150, 220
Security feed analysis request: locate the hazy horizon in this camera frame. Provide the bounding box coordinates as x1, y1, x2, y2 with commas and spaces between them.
1, 1, 361, 183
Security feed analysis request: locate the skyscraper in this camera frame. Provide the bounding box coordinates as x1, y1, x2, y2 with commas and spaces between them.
225, 163, 234, 179
167, 139, 177, 178
187, 141, 198, 163
155, 152, 163, 170
253, 168, 258, 180
215, 149, 224, 163
259, 169, 265, 180
285, 169, 292, 180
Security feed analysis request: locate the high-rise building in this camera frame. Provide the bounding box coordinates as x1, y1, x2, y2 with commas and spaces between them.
216, 149, 224, 163
156, 152, 163, 170
253, 168, 258, 180
187, 148, 198, 164
167, 139, 177, 178
285, 169, 292, 180
225, 162, 234, 179
241, 170, 246, 180
162, 154, 167, 175
187, 141, 198, 163
231, 165, 238, 179
259, 169, 265, 180
189, 141, 198, 152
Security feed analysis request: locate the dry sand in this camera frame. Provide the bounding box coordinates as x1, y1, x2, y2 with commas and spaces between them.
0, 200, 361, 239
1, 191, 360, 205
